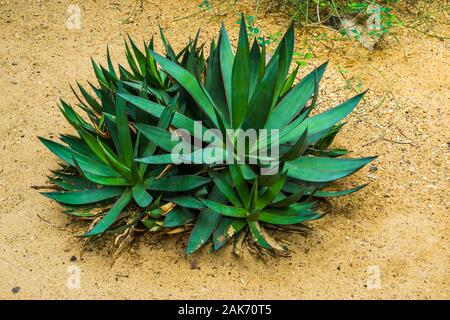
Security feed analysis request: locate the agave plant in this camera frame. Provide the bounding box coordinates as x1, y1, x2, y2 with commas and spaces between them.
40, 16, 375, 255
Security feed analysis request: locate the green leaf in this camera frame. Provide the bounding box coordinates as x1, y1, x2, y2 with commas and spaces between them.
166, 196, 205, 209
131, 183, 153, 207
259, 208, 320, 225
249, 39, 261, 97
231, 16, 250, 128
77, 128, 108, 164
219, 24, 234, 118
266, 61, 328, 129
242, 56, 279, 130
75, 82, 102, 114
209, 171, 242, 207
39, 137, 76, 166
137, 124, 178, 153
279, 64, 299, 97
72, 152, 122, 178
280, 127, 308, 161
115, 86, 134, 167
80, 170, 132, 186
82, 189, 132, 237
163, 207, 196, 227
282, 91, 367, 145
229, 164, 250, 207
42, 187, 123, 205
205, 39, 229, 121
212, 217, 246, 250
96, 138, 133, 181
186, 186, 224, 255
248, 220, 285, 250
286, 156, 376, 182
145, 175, 210, 191
314, 184, 369, 197
148, 50, 220, 127
119, 94, 213, 141
200, 199, 247, 218
257, 172, 288, 209
271, 188, 307, 207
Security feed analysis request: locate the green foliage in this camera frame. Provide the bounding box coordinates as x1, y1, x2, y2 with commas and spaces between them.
39, 17, 374, 256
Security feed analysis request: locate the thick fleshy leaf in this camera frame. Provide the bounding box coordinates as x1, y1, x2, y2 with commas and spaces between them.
219, 24, 234, 116
119, 94, 213, 141
209, 171, 242, 207
115, 86, 134, 167
42, 187, 123, 205
231, 17, 250, 128
242, 56, 279, 130
279, 64, 299, 97
229, 164, 250, 207
163, 206, 196, 227
266, 61, 328, 129
72, 152, 122, 178
96, 138, 133, 181
148, 50, 220, 127
51, 171, 97, 190
314, 184, 369, 197
280, 127, 308, 161
136, 124, 178, 153
248, 220, 285, 250
80, 169, 131, 186
286, 156, 376, 182
212, 217, 246, 250
257, 171, 288, 209
136, 147, 228, 165
205, 39, 229, 121
282, 91, 367, 145
39, 137, 76, 166
260, 208, 320, 225
186, 186, 224, 255
249, 39, 261, 97
200, 199, 247, 218
166, 196, 205, 209
131, 183, 153, 207
145, 175, 210, 191
82, 189, 132, 237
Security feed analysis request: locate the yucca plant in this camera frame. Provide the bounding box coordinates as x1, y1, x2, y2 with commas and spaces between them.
40, 16, 375, 255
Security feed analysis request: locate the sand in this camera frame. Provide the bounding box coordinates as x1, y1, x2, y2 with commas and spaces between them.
0, 0, 448, 299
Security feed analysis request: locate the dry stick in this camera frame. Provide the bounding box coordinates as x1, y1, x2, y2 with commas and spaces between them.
362, 136, 415, 148
31, 185, 59, 190
36, 214, 68, 231
173, 0, 228, 22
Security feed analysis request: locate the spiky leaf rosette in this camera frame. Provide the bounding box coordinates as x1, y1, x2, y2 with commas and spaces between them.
40, 31, 210, 238
121, 17, 375, 254
40, 17, 375, 255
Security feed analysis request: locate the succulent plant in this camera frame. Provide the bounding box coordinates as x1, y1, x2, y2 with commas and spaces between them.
40, 17, 375, 255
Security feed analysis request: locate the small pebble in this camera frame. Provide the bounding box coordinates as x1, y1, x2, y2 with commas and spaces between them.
12, 286, 20, 293
70, 255, 77, 262
189, 260, 200, 270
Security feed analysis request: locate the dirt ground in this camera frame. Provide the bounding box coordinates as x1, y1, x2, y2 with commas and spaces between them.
0, 0, 448, 299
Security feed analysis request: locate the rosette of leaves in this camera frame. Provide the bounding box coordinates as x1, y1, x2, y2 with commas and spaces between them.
40, 16, 375, 255
39, 30, 210, 238
119, 16, 375, 254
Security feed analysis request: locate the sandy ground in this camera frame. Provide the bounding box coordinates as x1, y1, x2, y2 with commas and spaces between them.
0, 0, 449, 299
